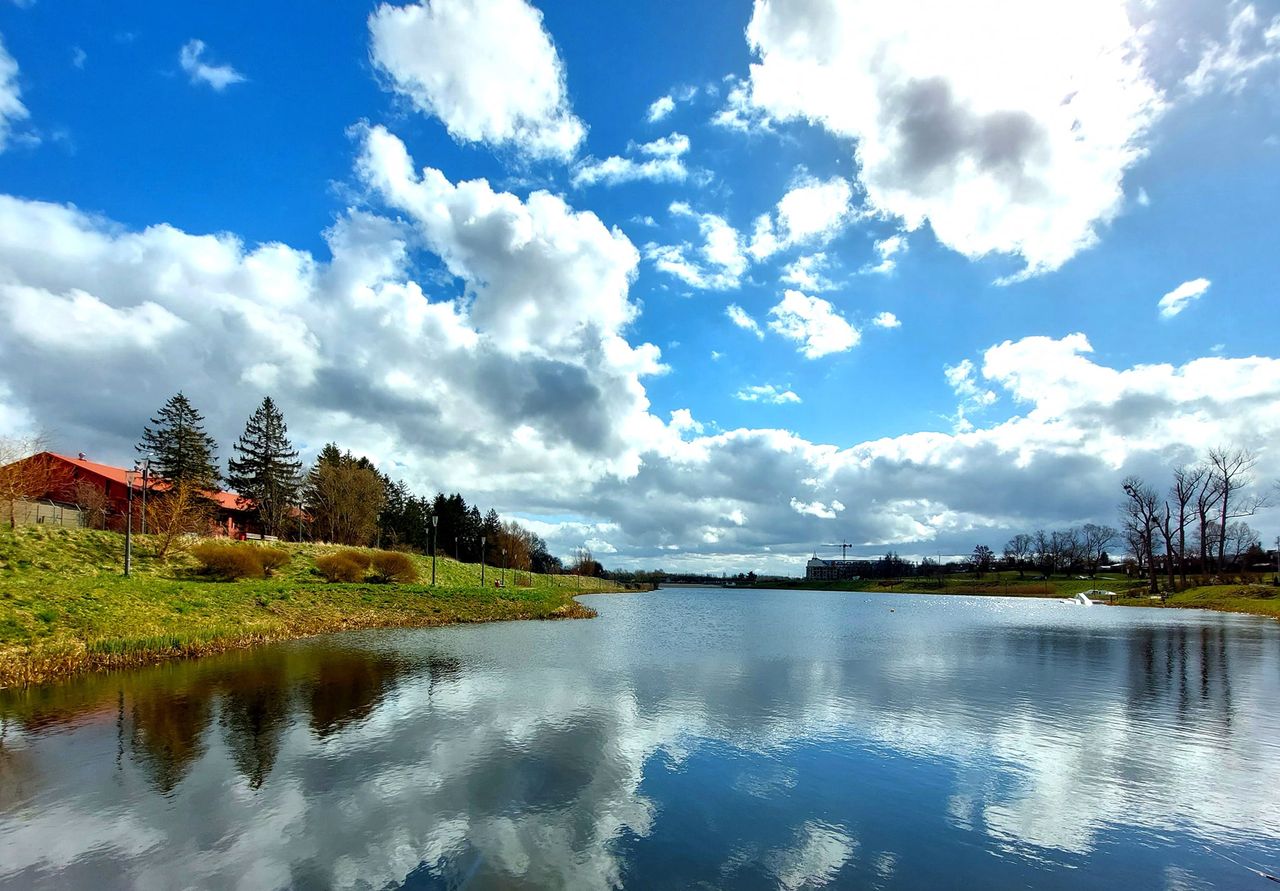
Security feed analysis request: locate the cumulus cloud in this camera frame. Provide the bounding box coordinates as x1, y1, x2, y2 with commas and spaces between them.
0, 125, 675, 504
862, 234, 906, 275
767, 291, 859, 359
1157, 278, 1211, 318
749, 176, 855, 260
178, 39, 246, 91
369, 0, 585, 160
0, 33, 31, 150
726, 304, 763, 339
1183, 3, 1280, 97
735, 384, 801, 405
646, 95, 675, 122
645, 202, 748, 290
732, 0, 1165, 277
944, 358, 998, 431
780, 253, 835, 291
572, 133, 690, 188
870, 311, 900, 329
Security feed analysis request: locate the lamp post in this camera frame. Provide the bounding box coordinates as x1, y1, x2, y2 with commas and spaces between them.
124, 469, 136, 578
501, 547, 507, 587
480, 535, 486, 587
139, 456, 150, 535
431, 515, 439, 586
454, 536, 459, 561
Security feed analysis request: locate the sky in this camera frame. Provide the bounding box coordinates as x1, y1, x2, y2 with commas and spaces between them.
1, 0, 1278, 573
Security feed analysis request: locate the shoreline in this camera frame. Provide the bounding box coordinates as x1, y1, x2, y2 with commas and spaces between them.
0, 586, 602, 689
0, 526, 631, 689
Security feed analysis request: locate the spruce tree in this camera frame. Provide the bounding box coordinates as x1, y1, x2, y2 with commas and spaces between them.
226, 397, 302, 537
137, 392, 220, 489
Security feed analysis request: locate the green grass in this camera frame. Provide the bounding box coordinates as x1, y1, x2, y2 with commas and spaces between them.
0, 525, 634, 687
751, 570, 1280, 620
1113, 584, 1280, 619
751, 571, 1148, 598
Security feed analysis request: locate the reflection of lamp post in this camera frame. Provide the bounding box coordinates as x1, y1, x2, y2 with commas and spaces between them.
124, 469, 136, 577
480, 535, 486, 587
431, 515, 439, 586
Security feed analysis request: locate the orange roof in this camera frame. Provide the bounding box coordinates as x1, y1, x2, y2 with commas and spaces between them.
47, 452, 250, 509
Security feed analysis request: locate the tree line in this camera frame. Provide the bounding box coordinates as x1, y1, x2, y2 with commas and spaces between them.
133, 392, 566, 573
1120, 446, 1271, 596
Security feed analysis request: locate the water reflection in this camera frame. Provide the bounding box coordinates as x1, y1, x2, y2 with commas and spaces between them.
0, 591, 1277, 889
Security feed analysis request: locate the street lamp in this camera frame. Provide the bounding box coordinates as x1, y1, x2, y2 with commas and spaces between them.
431, 515, 439, 586
454, 536, 459, 561
138, 455, 150, 535
124, 469, 136, 577
501, 547, 507, 587
480, 535, 486, 587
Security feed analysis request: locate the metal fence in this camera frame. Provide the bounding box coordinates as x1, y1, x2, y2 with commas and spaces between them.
2, 499, 87, 528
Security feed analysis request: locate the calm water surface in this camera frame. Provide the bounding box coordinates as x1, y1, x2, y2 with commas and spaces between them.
1, 589, 1278, 889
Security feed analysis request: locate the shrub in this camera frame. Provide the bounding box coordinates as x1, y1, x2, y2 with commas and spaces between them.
315, 553, 366, 583
192, 541, 265, 580
257, 548, 291, 577
368, 550, 418, 584
336, 549, 373, 569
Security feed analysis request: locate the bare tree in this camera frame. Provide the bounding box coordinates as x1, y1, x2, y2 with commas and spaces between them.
1003, 533, 1033, 578
0, 434, 56, 528
971, 544, 994, 577
1224, 521, 1260, 567
1170, 463, 1207, 586
1079, 523, 1117, 578
146, 481, 214, 559
1207, 447, 1267, 570
72, 479, 110, 530
1122, 476, 1162, 598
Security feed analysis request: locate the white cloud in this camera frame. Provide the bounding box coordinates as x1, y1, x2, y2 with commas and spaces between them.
780, 253, 835, 291
871, 311, 900, 329
0, 34, 30, 150
789, 497, 844, 519
767, 290, 860, 359
646, 95, 675, 122
726, 304, 763, 339
368, 0, 584, 161
711, 75, 773, 132
943, 358, 998, 431
750, 176, 854, 260
735, 384, 801, 405
863, 234, 906, 275
178, 40, 246, 91
1183, 3, 1280, 97
669, 408, 703, 435
71, 46, 86, 70
1157, 278, 1211, 318
645, 203, 747, 290
572, 133, 690, 188
735, 0, 1165, 277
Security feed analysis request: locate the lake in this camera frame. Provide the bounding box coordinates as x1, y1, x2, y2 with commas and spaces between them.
1, 588, 1278, 889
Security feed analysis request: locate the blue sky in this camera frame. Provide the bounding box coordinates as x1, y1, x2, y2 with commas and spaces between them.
1, 0, 1279, 571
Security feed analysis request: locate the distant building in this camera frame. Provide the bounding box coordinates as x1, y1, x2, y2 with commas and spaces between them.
805, 555, 876, 581
1, 451, 257, 538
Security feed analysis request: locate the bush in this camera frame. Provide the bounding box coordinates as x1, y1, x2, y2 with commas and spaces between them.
257, 548, 291, 577
368, 550, 418, 584
315, 553, 366, 583
336, 549, 373, 569
192, 541, 265, 580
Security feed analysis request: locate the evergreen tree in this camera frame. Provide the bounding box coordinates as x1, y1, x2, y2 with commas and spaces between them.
225, 397, 302, 538
138, 392, 220, 488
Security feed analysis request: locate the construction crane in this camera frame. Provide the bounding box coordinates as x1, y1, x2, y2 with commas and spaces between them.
823, 541, 854, 559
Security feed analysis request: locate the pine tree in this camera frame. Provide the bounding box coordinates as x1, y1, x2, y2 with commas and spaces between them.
138, 392, 220, 489
226, 397, 302, 538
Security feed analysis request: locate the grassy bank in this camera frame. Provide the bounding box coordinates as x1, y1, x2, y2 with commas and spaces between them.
0, 526, 630, 687
1111, 584, 1280, 619
748, 572, 1280, 620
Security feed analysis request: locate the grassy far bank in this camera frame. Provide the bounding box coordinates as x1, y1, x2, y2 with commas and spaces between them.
747, 571, 1280, 620
0, 525, 632, 687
